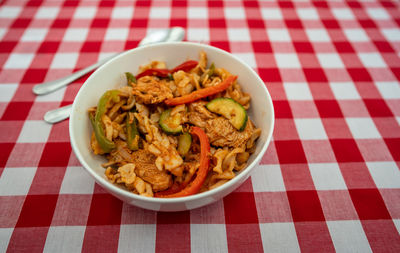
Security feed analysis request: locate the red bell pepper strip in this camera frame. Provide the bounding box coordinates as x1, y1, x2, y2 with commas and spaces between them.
164, 75, 237, 106
157, 126, 210, 198
170, 60, 198, 73
135, 69, 170, 79
135, 60, 198, 79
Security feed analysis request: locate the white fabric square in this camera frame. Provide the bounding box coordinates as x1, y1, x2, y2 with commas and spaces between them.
0, 167, 37, 196
105, 28, 129, 41
50, 53, 79, 69
0, 84, 17, 102
188, 7, 208, 19
376, 82, 400, 99
187, 28, 210, 42
367, 162, 400, 188
64, 28, 89, 42
60, 166, 95, 194
366, 8, 390, 20
43, 226, 85, 253
111, 7, 134, 19
295, 118, 328, 140
252, 165, 286, 192
305, 29, 330, 42
0, 28, 6, 40
327, 220, 372, 253
261, 8, 283, 20
234, 53, 257, 68
381, 29, 400, 42
228, 28, 250, 42
224, 7, 246, 19
4, 53, 34, 69
330, 82, 361, 100
358, 53, 387, 68
35, 87, 66, 102
283, 82, 313, 100
149, 7, 170, 19
74, 7, 97, 19
0, 228, 13, 253
21, 28, 48, 42
316, 53, 345, 68
344, 29, 369, 42
17, 120, 53, 143
275, 53, 301, 68
296, 8, 319, 20
394, 219, 400, 235
0, 7, 21, 18
267, 29, 291, 42
346, 118, 381, 139
35, 7, 60, 19
332, 8, 355, 20
309, 163, 347, 190
118, 225, 156, 252
260, 223, 300, 253
191, 224, 228, 253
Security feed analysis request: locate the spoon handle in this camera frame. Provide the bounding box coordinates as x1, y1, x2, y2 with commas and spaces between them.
44, 104, 72, 124
32, 54, 118, 95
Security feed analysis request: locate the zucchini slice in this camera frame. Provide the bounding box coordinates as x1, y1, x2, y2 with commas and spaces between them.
159, 109, 183, 135
206, 98, 248, 131
178, 132, 192, 156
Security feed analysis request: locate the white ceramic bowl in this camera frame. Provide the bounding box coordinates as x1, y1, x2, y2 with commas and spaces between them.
70, 42, 274, 212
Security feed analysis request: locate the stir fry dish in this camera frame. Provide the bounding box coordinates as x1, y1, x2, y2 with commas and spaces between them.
88, 52, 261, 198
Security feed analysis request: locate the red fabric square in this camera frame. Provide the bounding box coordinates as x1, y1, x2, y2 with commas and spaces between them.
380, 189, 400, 219
99, 0, 114, 7
170, 18, 187, 28
208, 0, 223, 7
358, 20, 377, 28
87, 194, 123, 225
357, 139, 394, 162
313, 1, 328, 7
157, 211, 190, 224
315, 100, 343, 118
334, 42, 355, 53
224, 192, 259, 224
51, 194, 92, 226
255, 192, 293, 222
63, 0, 79, 6
362, 220, 400, 252
347, 1, 362, 8
91, 18, 109, 28
258, 68, 282, 82
37, 41, 60, 53
384, 138, 400, 161
303, 68, 328, 82
275, 140, 307, 164
322, 20, 341, 29
80, 42, 102, 53
16, 195, 58, 227
226, 224, 263, 253
318, 190, 359, 220
190, 201, 225, 224
210, 41, 230, 51
280, 164, 315, 190
0, 121, 23, 143
293, 42, 314, 53
285, 20, 303, 28
0, 196, 25, 228
0, 143, 14, 168
252, 42, 272, 53
373, 41, 395, 53
247, 19, 265, 29
156, 224, 191, 253
279, 1, 294, 8
330, 139, 364, 162
364, 99, 393, 117
209, 19, 226, 28
11, 18, 31, 28
339, 162, 376, 189
38, 142, 71, 167
1, 102, 33, 120
26, 0, 42, 6
121, 204, 157, 224
6, 143, 45, 167
349, 189, 391, 219
51, 19, 71, 28
274, 119, 299, 140
7, 227, 49, 253
21, 69, 47, 83
82, 225, 121, 253
243, 0, 258, 7
347, 68, 373, 82
287, 190, 325, 221
172, 0, 187, 7
302, 140, 337, 163
294, 222, 335, 252
0, 42, 18, 53
390, 67, 400, 81
130, 19, 148, 28
29, 166, 67, 194
136, 0, 151, 6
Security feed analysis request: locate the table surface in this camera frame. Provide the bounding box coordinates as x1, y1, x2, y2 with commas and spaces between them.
1, 0, 400, 252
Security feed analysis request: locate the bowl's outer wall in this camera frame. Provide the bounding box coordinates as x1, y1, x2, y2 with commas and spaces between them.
70, 42, 274, 211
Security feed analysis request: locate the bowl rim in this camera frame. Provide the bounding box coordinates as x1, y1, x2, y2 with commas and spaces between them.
69, 41, 275, 203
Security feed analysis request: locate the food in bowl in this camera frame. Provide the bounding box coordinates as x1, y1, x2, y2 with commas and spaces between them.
88, 51, 261, 198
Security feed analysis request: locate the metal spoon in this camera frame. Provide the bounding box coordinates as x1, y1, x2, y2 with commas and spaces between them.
43, 27, 185, 124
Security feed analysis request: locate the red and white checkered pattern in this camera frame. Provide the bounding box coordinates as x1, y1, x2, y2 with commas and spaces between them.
1, 0, 400, 252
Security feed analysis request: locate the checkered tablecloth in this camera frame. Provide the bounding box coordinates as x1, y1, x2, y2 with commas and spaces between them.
1, 0, 400, 252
